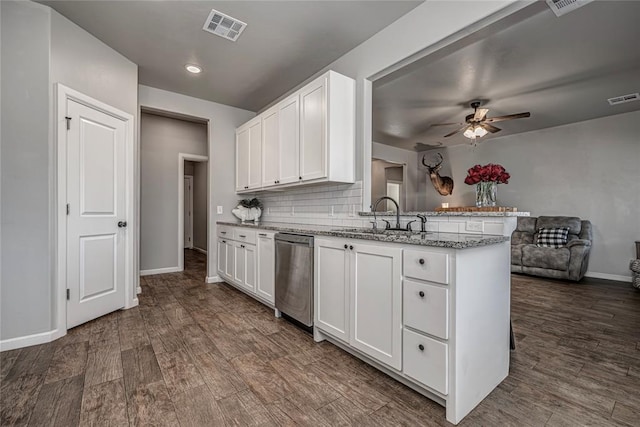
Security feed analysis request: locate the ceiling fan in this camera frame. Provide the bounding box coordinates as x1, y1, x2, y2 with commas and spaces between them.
432, 101, 531, 140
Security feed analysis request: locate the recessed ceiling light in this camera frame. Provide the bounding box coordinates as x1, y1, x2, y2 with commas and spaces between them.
185, 64, 202, 74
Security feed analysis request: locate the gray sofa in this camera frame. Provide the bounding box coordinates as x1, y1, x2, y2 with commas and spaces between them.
511, 216, 592, 281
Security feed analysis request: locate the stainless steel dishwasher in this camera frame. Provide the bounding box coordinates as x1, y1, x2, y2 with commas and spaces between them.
275, 233, 314, 328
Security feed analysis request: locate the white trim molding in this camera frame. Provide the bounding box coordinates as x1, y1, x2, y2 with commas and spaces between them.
585, 271, 632, 283
192, 247, 207, 255
178, 153, 208, 272
56, 84, 137, 339
0, 329, 65, 352
206, 275, 224, 284
140, 266, 182, 276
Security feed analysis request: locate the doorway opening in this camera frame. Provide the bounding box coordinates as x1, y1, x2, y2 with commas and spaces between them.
139, 111, 209, 279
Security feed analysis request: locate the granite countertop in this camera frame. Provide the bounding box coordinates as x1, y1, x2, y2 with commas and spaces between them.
359, 211, 530, 217
217, 221, 509, 249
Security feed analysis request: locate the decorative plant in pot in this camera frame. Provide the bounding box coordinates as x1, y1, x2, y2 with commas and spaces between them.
232, 198, 263, 224
464, 164, 510, 207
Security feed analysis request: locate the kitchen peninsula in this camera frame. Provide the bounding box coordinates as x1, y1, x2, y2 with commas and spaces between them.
216, 219, 514, 424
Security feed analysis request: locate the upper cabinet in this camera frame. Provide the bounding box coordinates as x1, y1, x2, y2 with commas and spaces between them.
236, 116, 262, 192
237, 70, 355, 193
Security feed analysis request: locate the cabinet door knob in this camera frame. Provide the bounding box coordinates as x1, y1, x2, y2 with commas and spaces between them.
222, 240, 226, 243
241, 244, 245, 248
418, 344, 425, 351
349, 245, 354, 250
344, 244, 348, 249
299, 176, 302, 180
419, 291, 425, 298
419, 258, 425, 265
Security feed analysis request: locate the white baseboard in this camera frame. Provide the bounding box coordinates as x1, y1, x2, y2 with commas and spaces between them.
136, 286, 142, 294
206, 275, 224, 284
0, 328, 65, 351
192, 247, 207, 255
585, 271, 632, 283
140, 266, 182, 276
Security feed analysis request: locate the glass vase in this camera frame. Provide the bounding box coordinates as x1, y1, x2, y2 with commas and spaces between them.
476, 181, 497, 207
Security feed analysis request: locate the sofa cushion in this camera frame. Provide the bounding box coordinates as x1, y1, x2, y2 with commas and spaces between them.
511, 244, 525, 266
511, 231, 534, 245
537, 216, 582, 235
516, 217, 537, 233
522, 245, 570, 271
536, 227, 570, 248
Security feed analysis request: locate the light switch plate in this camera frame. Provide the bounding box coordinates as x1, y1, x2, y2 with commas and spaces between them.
216, 206, 223, 214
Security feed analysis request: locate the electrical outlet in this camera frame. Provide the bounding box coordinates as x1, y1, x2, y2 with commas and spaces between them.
465, 221, 484, 232
216, 206, 223, 214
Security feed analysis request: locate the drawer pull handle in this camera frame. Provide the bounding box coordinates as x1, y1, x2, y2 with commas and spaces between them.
239, 235, 247, 238
344, 244, 348, 249
418, 344, 425, 351
419, 291, 425, 298
221, 231, 227, 234
419, 258, 425, 265
259, 233, 267, 237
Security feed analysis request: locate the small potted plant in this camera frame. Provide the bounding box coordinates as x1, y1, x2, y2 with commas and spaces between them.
464, 164, 510, 207
232, 198, 263, 224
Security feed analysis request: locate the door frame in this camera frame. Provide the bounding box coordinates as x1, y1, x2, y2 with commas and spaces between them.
183, 175, 194, 249
178, 153, 208, 271
56, 84, 137, 337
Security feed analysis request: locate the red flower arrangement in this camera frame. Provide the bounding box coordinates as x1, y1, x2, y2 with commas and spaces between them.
464, 163, 510, 185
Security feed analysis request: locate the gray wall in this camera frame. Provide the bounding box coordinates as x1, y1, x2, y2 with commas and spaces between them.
0, 1, 138, 342
138, 85, 255, 280
1, 1, 52, 340
372, 142, 421, 211
140, 113, 207, 271
193, 162, 208, 251
419, 111, 640, 280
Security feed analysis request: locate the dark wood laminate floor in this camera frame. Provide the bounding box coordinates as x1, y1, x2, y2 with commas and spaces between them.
2, 249, 639, 426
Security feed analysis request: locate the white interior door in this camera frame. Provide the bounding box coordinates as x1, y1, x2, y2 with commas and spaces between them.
66, 99, 127, 329
184, 176, 193, 249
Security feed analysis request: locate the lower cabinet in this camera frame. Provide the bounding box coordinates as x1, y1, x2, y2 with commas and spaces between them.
256, 232, 275, 304
403, 328, 448, 395
217, 227, 273, 306
314, 237, 402, 370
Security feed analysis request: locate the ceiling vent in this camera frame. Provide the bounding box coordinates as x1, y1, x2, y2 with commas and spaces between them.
607, 93, 640, 106
203, 9, 247, 42
545, 0, 593, 17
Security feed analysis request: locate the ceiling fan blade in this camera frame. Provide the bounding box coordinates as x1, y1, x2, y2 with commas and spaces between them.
443, 125, 469, 138
430, 122, 464, 127
480, 123, 501, 133
485, 112, 531, 123
474, 108, 489, 121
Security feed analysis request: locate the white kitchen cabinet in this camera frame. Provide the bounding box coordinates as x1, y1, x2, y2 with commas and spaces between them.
236, 117, 262, 192
350, 242, 403, 370
216, 226, 273, 307
278, 94, 300, 185
256, 232, 275, 304
232, 241, 256, 294
314, 237, 402, 370
315, 239, 350, 343
236, 70, 354, 193
261, 106, 280, 187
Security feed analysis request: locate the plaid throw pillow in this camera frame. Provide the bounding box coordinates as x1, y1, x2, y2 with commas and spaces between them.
536, 227, 570, 248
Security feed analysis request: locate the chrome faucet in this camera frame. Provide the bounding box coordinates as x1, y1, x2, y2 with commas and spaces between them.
372, 196, 403, 230
416, 214, 428, 232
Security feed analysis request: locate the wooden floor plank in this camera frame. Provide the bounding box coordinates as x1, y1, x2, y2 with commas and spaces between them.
3, 250, 639, 426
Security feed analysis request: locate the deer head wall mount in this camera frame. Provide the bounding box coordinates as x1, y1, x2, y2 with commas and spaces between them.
422, 153, 454, 196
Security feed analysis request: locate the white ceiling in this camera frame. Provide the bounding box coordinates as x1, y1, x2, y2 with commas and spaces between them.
372, 1, 640, 151
39, 0, 422, 112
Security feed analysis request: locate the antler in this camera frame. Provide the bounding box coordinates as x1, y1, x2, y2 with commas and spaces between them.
422, 152, 443, 170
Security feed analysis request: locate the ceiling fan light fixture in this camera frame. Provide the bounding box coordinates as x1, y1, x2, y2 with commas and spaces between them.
463, 125, 488, 140
463, 128, 477, 139
474, 126, 488, 138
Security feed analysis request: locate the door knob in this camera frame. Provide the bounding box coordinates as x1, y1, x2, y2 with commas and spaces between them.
118, 221, 127, 228
419, 291, 425, 298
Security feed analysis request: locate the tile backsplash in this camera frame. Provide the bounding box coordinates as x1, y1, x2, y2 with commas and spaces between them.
252, 181, 369, 227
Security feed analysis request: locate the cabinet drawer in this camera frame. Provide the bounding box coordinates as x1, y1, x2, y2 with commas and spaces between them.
404, 249, 449, 284
233, 228, 256, 244
217, 225, 231, 239
404, 280, 449, 339
403, 329, 448, 395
